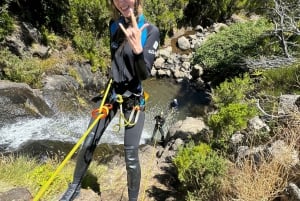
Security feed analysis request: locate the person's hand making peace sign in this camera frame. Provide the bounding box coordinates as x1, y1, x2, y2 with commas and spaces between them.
118, 8, 149, 54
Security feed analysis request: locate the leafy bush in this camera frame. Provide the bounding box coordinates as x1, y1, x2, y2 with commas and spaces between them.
212, 74, 255, 107
0, 48, 42, 88
208, 74, 258, 150
193, 18, 274, 70
0, 3, 14, 42
144, 0, 189, 41
66, 0, 111, 71
72, 28, 110, 71
173, 142, 227, 200
258, 61, 300, 95
68, 0, 110, 36
0, 48, 72, 88
40, 26, 61, 47
208, 102, 257, 148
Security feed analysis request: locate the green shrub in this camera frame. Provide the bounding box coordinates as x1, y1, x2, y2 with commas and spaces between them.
258, 61, 300, 95
0, 48, 75, 88
72, 28, 110, 71
144, 0, 189, 41
67, 0, 111, 71
0, 48, 42, 88
0, 3, 14, 42
208, 74, 258, 150
173, 142, 227, 200
40, 26, 59, 47
68, 0, 110, 35
193, 18, 274, 70
212, 74, 255, 107
208, 102, 257, 149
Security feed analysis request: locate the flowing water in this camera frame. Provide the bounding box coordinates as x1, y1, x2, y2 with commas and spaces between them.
0, 78, 210, 155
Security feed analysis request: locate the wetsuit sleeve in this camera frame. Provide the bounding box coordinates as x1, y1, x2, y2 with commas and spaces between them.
134, 24, 160, 80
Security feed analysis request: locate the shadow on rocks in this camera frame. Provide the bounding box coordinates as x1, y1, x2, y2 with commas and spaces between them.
151, 165, 185, 201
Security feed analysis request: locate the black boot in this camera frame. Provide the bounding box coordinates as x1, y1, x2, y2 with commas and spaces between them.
59, 183, 81, 201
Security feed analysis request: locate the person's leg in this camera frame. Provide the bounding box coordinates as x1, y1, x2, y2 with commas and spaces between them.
124, 110, 145, 201
60, 103, 117, 201
158, 126, 165, 142
151, 125, 158, 142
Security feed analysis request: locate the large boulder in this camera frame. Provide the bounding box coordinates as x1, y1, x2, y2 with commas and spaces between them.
168, 117, 207, 137
0, 80, 53, 127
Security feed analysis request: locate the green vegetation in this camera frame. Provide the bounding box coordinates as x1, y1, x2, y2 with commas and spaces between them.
173, 142, 227, 200
68, 0, 110, 35
193, 18, 275, 70
209, 102, 257, 149
184, 0, 251, 26
0, 3, 14, 42
258, 61, 300, 95
0, 47, 78, 88
0, 154, 107, 200
211, 74, 255, 107
67, 0, 111, 70
72, 29, 110, 71
144, 0, 188, 41
0, 48, 43, 88
1, 1, 300, 201
207, 74, 258, 150
0, 154, 73, 200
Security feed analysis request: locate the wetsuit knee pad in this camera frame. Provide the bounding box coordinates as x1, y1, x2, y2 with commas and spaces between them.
124, 146, 141, 201
124, 146, 139, 167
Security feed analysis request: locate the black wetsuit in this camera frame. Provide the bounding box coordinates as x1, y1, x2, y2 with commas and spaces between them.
60, 14, 160, 201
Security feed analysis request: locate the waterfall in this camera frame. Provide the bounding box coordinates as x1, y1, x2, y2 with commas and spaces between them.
0, 78, 209, 154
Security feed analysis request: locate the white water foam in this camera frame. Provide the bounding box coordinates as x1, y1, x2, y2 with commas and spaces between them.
0, 111, 156, 152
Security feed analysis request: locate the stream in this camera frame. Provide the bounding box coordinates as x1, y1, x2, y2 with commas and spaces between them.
0, 78, 210, 157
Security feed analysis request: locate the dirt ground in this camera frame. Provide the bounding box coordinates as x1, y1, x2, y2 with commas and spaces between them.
73, 144, 184, 201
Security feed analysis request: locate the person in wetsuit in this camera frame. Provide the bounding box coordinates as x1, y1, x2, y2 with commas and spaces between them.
170, 98, 179, 110
151, 111, 165, 145
59, 0, 160, 200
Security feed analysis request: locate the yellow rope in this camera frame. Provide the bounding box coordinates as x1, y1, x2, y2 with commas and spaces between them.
33, 79, 113, 201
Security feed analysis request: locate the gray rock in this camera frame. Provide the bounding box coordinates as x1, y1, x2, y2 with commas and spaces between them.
0, 187, 32, 201
0, 80, 53, 127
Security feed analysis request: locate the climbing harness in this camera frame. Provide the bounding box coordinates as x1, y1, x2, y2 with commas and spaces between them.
113, 91, 147, 132
33, 79, 113, 201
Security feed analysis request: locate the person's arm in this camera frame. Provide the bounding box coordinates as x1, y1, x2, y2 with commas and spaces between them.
134, 25, 160, 80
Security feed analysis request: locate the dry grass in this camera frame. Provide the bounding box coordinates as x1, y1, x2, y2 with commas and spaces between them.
228, 113, 300, 201
232, 157, 288, 201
